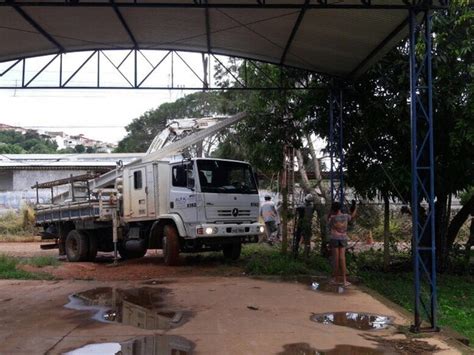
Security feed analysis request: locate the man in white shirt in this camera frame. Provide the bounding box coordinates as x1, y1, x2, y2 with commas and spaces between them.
259, 194, 279, 244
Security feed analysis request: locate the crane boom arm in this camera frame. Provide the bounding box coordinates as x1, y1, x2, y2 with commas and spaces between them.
142, 112, 246, 163
89, 112, 246, 189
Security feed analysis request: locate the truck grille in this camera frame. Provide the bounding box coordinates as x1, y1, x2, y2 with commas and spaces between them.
217, 209, 251, 217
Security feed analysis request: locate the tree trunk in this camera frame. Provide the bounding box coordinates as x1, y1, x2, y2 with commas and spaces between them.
447, 195, 474, 252
435, 193, 448, 271
383, 193, 390, 272
306, 135, 330, 256
306, 135, 329, 201
464, 215, 474, 269
280, 166, 288, 254
295, 149, 311, 194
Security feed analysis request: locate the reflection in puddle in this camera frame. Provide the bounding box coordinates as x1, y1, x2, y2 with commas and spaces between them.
65, 287, 186, 330
310, 312, 392, 330
65, 334, 193, 355
65, 342, 121, 354
278, 343, 383, 355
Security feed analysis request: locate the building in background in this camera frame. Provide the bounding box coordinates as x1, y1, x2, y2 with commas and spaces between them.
0, 153, 145, 211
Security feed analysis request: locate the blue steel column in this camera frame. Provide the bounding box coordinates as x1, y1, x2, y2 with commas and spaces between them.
409, 9, 438, 332
329, 86, 344, 205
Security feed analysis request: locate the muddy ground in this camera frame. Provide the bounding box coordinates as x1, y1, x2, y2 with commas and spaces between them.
0, 242, 467, 354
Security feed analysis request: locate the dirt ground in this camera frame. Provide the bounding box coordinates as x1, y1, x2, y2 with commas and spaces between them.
0, 242, 467, 354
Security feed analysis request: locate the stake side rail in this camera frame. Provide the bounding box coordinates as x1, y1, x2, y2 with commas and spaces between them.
34, 200, 116, 224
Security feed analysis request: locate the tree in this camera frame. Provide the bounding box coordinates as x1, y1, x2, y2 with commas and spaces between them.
0, 130, 57, 153
115, 92, 231, 152
306, 1, 473, 269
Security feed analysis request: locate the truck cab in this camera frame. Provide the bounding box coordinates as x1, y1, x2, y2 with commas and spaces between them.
122, 158, 264, 265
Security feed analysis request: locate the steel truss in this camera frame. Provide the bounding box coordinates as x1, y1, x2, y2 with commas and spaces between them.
409, 10, 437, 332
328, 85, 344, 206
0, 49, 312, 90
0, 1, 448, 10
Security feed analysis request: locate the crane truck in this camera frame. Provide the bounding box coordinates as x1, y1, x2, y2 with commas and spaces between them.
34, 113, 264, 265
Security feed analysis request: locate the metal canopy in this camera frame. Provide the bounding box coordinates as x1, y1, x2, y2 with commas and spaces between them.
0, 1, 446, 78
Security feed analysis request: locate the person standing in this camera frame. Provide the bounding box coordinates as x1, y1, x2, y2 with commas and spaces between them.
293, 194, 315, 258
259, 194, 278, 244
328, 200, 356, 286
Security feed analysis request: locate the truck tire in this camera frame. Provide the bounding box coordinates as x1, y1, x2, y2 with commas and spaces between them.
163, 225, 180, 266
223, 240, 241, 260
65, 230, 89, 262
87, 231, 98, 262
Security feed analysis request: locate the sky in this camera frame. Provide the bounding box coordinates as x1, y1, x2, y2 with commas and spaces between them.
0, 51, 212, 143
0, 89, 187, 143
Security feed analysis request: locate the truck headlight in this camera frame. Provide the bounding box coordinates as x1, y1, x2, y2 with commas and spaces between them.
259, 226, 265, 233
205, 227, 218, 235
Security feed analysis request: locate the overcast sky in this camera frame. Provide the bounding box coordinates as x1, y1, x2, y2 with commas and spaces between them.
0, 89, 187, 143
0, 51, 212, 143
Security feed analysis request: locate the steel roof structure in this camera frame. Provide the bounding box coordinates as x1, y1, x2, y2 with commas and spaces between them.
0, 0, 450, 333
0, 0, 446, 79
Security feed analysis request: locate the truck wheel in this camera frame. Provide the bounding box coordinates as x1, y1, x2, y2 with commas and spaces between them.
87, 231, 98, 262
65, 230, 89, 262
223, 241, 241, 260
163, 225, 180, 266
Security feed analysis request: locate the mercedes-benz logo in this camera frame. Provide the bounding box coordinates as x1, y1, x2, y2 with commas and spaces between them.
232, 208, 239, 217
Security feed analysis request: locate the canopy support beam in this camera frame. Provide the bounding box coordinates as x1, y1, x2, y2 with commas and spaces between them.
409, 8, 438, 333
9, 2, 64, 52
279, 0, 309, 66
110, 0, 138, 49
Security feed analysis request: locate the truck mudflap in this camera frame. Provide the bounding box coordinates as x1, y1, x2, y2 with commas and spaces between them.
192, 223, 264, 239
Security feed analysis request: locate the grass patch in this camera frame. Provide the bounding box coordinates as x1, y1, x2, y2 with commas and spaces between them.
21, 255, 59, 268
354, 250, 474, 346
0, 254, 54, 280
241, 244, 331, 276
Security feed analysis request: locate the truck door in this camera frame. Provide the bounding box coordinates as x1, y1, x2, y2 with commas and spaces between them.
169, 162, 198, 225
130, 167, 147, 217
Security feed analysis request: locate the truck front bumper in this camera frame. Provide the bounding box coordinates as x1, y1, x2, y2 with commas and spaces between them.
190, 222, 265, 239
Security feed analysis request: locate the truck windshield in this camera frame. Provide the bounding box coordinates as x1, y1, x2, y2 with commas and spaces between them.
197, 160, 258, 194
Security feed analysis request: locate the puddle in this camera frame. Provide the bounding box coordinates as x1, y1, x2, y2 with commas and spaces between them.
310, 312, 393, 330
65, 342, 121, 354
65, 287, 187, 330
278, 343, 384, 355
65, 334, 193, 355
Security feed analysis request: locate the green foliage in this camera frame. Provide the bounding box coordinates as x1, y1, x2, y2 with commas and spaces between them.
373, 214, 411, 242
116, 91, 231, 152
241, 244, 330, 276
355, 204, 382, 231
0, 255, 54, 280
21, 256, 59, 268
0, 130, 57, 154
74, 144, 85, 153
359, 270, 474, 345
459, 186, 474, 206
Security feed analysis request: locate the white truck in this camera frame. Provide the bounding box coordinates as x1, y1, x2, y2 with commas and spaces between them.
34, 113, 264, 265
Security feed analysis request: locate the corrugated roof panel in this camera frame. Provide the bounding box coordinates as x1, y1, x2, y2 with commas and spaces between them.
25, 7, 132, 50
0, 7, 57, 60
0, 1, 447, 77
287, 9, 408, 76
